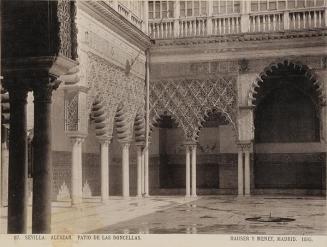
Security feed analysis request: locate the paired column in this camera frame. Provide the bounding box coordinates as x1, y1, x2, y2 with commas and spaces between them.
136, 144, 143, 197
69, 135, 85, 206
191, 144, 197, 197
185, 145, 191, 197
31, 83, 56, 233
7, 88, 28, 233
185, 142, 197, 197
143, 146, 149, 196
99, 138, 111, 203
237, 142, 252, 196
121, 142, 130, 198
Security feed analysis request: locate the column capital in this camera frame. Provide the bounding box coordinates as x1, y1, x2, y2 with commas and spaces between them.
120, 141, 131, 149
67, 132, 87, 144
8, 88, 29, 104
97, 136, 112, 145
135, 141, 145, 147
32, 79, 61, 103
237, 141, 253, 152
183, 141, 197, 147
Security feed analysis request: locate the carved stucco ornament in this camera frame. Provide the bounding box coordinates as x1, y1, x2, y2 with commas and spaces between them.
150, 76, 238, 142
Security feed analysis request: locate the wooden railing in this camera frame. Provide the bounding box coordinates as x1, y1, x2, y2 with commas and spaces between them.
149, 6, 326, 39
212, 14, 241, 35
289, 8, 325, 29
104, 1, 144, 30
249, 11, 284, 32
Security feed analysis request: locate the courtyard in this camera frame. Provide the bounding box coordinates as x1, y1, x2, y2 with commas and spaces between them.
1, 196, 326, 235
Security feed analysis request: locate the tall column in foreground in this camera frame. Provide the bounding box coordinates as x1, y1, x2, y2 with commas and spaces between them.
7, 87, 28, 233
32, 82, 58, 233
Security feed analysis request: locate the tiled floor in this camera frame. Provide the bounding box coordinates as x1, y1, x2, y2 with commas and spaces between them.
1, 195, 327, 235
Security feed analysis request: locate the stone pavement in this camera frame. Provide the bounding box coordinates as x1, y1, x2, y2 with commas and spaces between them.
0, 196, 197, 234
1, 195, 327, 235
89, 196, 327, 235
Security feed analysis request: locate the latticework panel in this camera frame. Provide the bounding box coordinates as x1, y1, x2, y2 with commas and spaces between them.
150, 77, 237, 141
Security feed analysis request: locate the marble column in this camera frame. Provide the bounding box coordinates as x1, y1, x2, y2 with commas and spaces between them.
191, 144, 197, 197
1, 138, 9, 207
70, 135, 85, 206
185, 145, 191, 197
32, 84, 56, 233
141, 149, 145, 195
136, 144, 143, 197
244, 148, 251, 195
99, 138, 110, 203
237, 147, 244, 195
7, 88, 28, 233
144, 147, 149, 196
121, 142, 130, 198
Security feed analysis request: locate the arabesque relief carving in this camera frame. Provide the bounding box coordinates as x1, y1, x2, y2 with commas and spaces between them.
150, 77, 237, 142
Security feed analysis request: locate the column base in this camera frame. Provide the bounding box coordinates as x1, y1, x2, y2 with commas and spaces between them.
71, 199, 83, 207
101, 198, 109, 204
191, 194, 197, 198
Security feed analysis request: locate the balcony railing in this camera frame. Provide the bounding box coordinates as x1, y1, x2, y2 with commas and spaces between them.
104, 0, 144, 31
149, 6, 327, 39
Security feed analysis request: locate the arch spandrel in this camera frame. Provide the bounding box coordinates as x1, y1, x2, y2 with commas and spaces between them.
64, 52, 145, 140
150, 77, 238, 142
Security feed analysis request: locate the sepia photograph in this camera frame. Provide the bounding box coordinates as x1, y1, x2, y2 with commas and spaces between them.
0, 0, 327, 246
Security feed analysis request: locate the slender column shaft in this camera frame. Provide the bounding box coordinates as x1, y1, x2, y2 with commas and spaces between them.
71, 137, 84, 205
1, 139, 9, 207
141, 149, 145, 194
7, 89, 28, 233
191, 145, 197, 197
136, 145, 143, 197
122, 143, 130, 198
238, 150, 244, 195
32, 84, 54, 233
244, 150, 251, 195
185, 146, 191, 197
100, 140, 110, 202
144, 147, 149, 196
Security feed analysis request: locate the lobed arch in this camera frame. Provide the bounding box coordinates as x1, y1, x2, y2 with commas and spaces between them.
195, 108, 238, 142
150, 77, 238, 142
247, 59, 326, 107
133, 109, 146, 143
